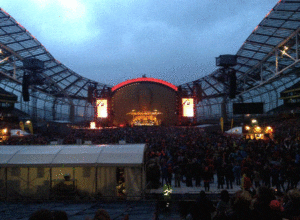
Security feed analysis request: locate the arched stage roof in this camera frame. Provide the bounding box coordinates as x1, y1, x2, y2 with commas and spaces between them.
0, 0, 300, 122
111, 77, 178, 92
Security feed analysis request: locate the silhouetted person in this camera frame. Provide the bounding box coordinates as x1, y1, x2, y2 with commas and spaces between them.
192, 190, 215, 220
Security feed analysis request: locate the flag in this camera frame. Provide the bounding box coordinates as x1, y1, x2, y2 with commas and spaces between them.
220, 117, 224, 133
19, 121, 24, 131
28, 122, 33, 134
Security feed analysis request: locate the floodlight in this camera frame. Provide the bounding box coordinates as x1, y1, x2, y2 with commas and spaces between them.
251, 119, 257, 124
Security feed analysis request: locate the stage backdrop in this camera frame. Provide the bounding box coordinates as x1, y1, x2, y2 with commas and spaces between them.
112, 78, 178, 126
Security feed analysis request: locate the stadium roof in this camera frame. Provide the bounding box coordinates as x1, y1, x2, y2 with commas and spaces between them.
0, 1, 300, 119
180, 0, 300, 107
0, 8, 110, 104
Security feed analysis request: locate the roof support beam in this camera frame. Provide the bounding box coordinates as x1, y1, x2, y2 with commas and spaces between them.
63, 77, 82, 91
5, 38, 32, 46
48, 69, 68, 78
0, 30, 26, 37
203, 77, 222, 94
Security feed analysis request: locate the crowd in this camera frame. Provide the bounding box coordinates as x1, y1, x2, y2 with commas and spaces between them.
1, 115, 300, 219
28, 208, 129, 220
185, 187, 300, 220
26, 188, 300, 220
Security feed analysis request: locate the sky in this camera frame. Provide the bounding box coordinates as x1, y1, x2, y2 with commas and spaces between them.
2, 0, 279, 87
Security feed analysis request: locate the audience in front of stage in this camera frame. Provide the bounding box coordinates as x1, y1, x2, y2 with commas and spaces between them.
2, 116, 300, 195
26, 187, 300, 220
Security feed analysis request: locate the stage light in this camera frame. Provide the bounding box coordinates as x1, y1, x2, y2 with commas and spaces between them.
2, 128, 7, 134
0, 57, 9, 64
281, 46, 289, 56
90, 122, 96, 129
25, 120, 31, 125
245, 125, 250, 131
266, 126, 273, 133
251, 119, 257, 124
255, 126, 261, 132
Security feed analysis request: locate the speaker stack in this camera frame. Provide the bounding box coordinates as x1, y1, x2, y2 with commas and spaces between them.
22, 73, 30, 102
229, 69, 236, 99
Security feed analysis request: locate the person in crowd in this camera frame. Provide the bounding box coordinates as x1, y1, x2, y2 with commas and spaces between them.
29, 209, 55, 220
232, 162, 241, 185
241, 172, 252, 192
167, 162, 173, 186
252, 186, 277, 220
185, 159, 194, 187
271, 165, 280, 191
278, 168, 286, 193
195, 159, 202, 187
253, 169, 261, 189
214, 190, 231, 219
173, 162, 181, 187
283, 189, 300, 219
88, 209, 111, 220
51, 210, 68, 220
203, 166, 211, 192
160, 159, 168, 186
226, 190, 254, 220
268, 200, 284, 220
191, 190, 215, 220
261, 164, 271, 188
216, 164, 225, 189
224, 163, 234, 189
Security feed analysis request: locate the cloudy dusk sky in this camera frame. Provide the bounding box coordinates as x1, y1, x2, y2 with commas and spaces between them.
2, 0, 278, 86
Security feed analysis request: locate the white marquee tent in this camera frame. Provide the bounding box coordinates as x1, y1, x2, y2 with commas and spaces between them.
0, 144, 146, 200
225, 127, 243, 136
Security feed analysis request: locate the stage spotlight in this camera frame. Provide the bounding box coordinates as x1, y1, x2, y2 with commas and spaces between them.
90, 122, 96, 129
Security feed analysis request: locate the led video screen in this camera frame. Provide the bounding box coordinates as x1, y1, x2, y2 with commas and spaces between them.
96, 99, 108, 118
182, 98, 194, 117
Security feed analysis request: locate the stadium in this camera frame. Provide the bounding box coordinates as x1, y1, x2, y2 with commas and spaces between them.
0, 1, 300, 219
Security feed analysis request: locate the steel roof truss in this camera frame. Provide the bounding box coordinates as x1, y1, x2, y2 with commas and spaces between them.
252, 32, 286, 40
5, 37, 32, 46
15, 45, 41, 54
62, 77, 82, 91
203, 77, 222, 94
0, 30, 26, 37
48, 69, 68, 78
72, 81, 89, 97
55, 73, 73, 84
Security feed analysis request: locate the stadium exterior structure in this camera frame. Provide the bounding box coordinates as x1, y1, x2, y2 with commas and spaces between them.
0, 1, 300, 124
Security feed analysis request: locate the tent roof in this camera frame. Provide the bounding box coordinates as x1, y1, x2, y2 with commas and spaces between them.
225, 127, 243, 135
0, 144, 146, 167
